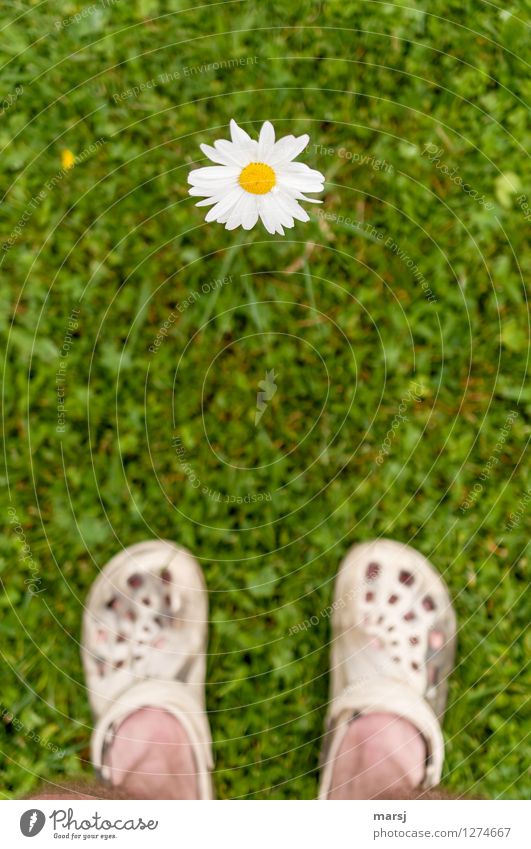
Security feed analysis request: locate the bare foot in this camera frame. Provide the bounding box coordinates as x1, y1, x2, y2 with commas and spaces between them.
104, 707, 198, 799
328, 712, 426, 799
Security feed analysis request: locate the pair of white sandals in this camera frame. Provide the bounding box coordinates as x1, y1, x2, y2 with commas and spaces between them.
81, 539, 456, 799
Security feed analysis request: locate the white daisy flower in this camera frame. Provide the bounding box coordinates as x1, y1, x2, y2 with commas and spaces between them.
188, 119, 325, 235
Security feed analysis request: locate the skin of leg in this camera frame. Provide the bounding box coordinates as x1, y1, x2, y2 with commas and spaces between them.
328, 712, 426, 800
29, 786, 129, 800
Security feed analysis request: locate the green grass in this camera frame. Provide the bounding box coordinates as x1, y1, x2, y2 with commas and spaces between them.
1, 0, 530, 799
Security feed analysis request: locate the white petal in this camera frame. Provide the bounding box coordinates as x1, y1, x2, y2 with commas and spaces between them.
194, 188, 238, 205
188, 165, 240, 185
270, 134, 310, 166
258, 121, 275, 160
273, 190, 310, 223
199, 143, 234, 166
188, 179, 237, 200
258, 194, 285, 235
189, 183, 237, 198
189, 180, 238, 195
189, 186, 211, 197
257, 197, 275, 234
239, 194, 259, 230
229, 120, 259, 159
284, 190, 322, 203
195, 196, 219, 207
205, 187, 244, 222
214, 139, 252, 167
267, 193, 295, 229
279, 162, 325, 182
217, 208, 233, 224
224, 192, 251, 230
230, 119, 252, 146
276, 173, 324, 195
273, 204, 294, 230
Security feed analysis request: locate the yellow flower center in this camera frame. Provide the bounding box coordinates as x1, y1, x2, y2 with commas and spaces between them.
239, 162, 276, 195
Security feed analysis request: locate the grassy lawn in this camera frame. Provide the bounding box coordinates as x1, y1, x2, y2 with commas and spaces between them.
0, 0, 529, 799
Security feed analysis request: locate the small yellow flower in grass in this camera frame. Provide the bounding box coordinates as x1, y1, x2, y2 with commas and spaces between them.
188, 119, 325, 234
61, 149, 75, 170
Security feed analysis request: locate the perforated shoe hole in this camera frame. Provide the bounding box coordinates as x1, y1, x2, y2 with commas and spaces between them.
399, 570, 415, 586
127, 574, 143, 589
366, 562, 380, 581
